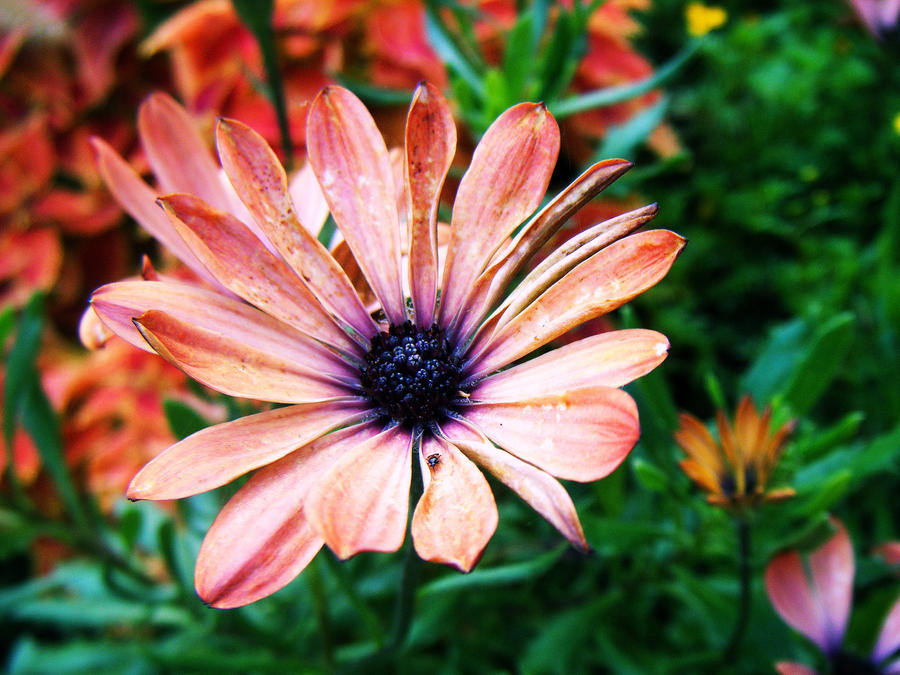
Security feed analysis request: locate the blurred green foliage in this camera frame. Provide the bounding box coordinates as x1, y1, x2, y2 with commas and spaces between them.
2, 1, 899, 674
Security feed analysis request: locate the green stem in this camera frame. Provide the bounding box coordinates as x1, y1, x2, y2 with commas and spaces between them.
307, 555, 335, 670
724, 517, 752, 660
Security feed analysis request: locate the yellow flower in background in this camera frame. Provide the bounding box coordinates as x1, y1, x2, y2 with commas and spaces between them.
675, 396, 795, 509
686, 2, 728, 37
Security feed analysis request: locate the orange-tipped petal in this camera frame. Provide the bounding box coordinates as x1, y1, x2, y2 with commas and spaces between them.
809, 520, 855, 649
91, 280, 354, 373
138, 92, 230, 209
307, 86, 405, 325
133, 310, 353, 403
305, 426, 412, 559
471, 329, 669, 399
440, 102, 559, 329
127, 401, 371, 500
405, 82, 456, 327
873, 597, 900, 663
468, 230, 685, 377
90, 137, 220, 287
195, 424, 379, 608
674, 413, 726, 477
679, 458, 722, 496
443, 421, 588, 551
215, 118, 377, 339
412, 436, 497, 571
765, 549, 833, 651
158, 193, 362, 355
462, 386, 639, 482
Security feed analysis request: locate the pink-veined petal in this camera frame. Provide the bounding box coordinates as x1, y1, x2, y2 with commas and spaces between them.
91, 280, 357, 378
873, 597, 900, 663
809, 520, 854, 650
306, 86, 405, 325
412, 435, 496, 572
439, 102, 559, 330
470, 329, 669, 398
195, 424, 379, 608
215, 118, 377, 339
158, 193, 362, 354
775, 664, 820, 675
405, 82, 456, 327
305, 425, 412, 559
765, 551, 832, 651
468, 230, 685, 378
441, 420, 588, 551
127, 400, 371, 500
138, 92, 230, 209
89, 137, 221, 287
461, 385, 639, 482
133, 309, 353, 403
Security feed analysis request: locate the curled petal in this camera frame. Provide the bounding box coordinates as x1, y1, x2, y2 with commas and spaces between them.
307, 86, 405, 325
440, 102, 559, 329
133, 310, 353, 403
461, 386, 639, 482
405, 82, 456, 327
412, 436, 497, 572
128, 401, 371, 500
470, 329, 669, 398
216, 118, 377, 339
442, 421, 588, 551
468, 230, 685, 378
195, 424, 379, 608
305, 426, 412, 559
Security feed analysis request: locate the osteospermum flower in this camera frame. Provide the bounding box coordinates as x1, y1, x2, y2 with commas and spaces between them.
90, 83, 684, 608
675, 395, 795, 508
766, 519, 900, 675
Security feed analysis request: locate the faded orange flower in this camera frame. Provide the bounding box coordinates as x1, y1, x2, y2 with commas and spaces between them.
675, 396, 795, 508
766, 519, 900, 675
90, 83, 684, 608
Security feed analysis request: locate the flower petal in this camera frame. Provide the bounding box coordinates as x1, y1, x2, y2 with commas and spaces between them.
452, 159, 634, 343
405, 82, 456, 327
307, 86, 405, 325
873, 596, 900, 663
195, 424, 379, 608
470, 329, 669, 398
288, 162, 330, 237
158, 193, 362, 355
412, 435, 497, 572
91, 280, 357, 379
674, 413, 726, 477
133, 309, 353, 403
461, 386, 639, 482
809, 520, 855, 650
765, 551, 832, 651
305, 425, 412, 559
775, 664, 819, 675
89, 137, 220, 287
215, 118, 377, 340
468, 230, 685, 378
439, 102, 559, 330
441, 420, 588, 551
138, 92, 230, 208
127, 401, 371, 500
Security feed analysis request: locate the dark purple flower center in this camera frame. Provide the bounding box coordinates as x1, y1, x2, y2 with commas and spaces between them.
360, 321, 463, 427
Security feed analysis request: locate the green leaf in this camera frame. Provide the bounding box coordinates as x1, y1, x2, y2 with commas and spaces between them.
501, 12, 536, 102
418, 544, 566, 597
550, 40, 701, 118
537, 9, 580, 102
780, 312, 855, 418
791, 411, 864, 462
424, 2, 484, 98
163, 398, 211, 440
596, 98, 669, 161
741, 318, 808, 402
632, 458, 669, 493
3, 293, 44, 449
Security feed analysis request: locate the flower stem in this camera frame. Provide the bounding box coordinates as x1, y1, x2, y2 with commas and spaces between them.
724, 517, 752, 660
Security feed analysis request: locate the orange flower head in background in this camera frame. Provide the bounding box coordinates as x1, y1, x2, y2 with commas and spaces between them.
675, 395, 795, 509
89, 82, 684, 608
766, 519, 900, 675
